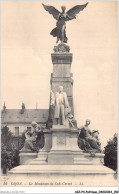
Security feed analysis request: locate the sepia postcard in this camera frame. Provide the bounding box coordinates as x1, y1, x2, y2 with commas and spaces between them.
1, 0, 118, 193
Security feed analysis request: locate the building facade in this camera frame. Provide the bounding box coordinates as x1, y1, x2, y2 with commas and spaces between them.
1, 103, 49, 138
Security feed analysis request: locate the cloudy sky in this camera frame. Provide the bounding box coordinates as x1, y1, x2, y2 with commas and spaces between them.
1, 1, 117, 148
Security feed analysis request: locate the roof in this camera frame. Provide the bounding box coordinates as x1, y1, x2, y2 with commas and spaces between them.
1, 109, 49, 124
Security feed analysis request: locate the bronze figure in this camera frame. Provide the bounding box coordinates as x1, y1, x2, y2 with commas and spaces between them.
42, 3, 88, 43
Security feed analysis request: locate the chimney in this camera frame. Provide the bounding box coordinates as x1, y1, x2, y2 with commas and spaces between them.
20, 103, 25, 114
36, 102, 38, 110
2, 102, 6, 113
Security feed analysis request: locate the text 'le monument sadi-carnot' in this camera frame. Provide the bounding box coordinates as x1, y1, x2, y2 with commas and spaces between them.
8, 2, 117, 187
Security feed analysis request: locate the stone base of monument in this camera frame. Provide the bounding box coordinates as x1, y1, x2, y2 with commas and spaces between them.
19, 153, 38, 165
19, 151, 105, 166
47, 126, 92, 165
9, 126, 117, 187
8, 164, 117, 187
84, 153, 105, 165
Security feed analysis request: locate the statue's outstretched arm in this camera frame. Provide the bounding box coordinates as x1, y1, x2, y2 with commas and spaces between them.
66, 14, 76, 21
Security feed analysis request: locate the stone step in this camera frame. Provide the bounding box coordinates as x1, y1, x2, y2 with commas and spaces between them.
7, 164, 117, 187
74, 158, 92, 165
32, 158, 47, 161
74, 158, 90, 161
74, 161, 92, 165
30, 161, 47, 165
9, 164, 115, 175
29, 157, 47, 165
49, 150, 84, 155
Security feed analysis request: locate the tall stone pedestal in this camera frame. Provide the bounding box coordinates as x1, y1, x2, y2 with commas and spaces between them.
48, 126, 91, 165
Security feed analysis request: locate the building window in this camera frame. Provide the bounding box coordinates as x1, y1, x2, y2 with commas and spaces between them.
27, 127, 31, 132
15, 127, 19, 137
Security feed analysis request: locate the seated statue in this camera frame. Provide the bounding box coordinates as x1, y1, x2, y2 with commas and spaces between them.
78, 119, 101, 153
21, 121, 44, 152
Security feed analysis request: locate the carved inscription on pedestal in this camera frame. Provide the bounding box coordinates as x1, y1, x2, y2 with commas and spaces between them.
57, 134, 66, 145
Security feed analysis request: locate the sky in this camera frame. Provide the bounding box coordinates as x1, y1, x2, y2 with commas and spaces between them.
1, 1, 117, 148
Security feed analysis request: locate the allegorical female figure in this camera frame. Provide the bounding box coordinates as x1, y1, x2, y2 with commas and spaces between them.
43, 3, 88, 44
21, 121, 44, 152
51, 6, 76, 43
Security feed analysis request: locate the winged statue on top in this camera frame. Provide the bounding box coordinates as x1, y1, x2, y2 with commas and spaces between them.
42, 3, 88, 44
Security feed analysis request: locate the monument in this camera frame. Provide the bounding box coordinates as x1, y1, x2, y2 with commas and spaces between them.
8, 3, 117, 187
